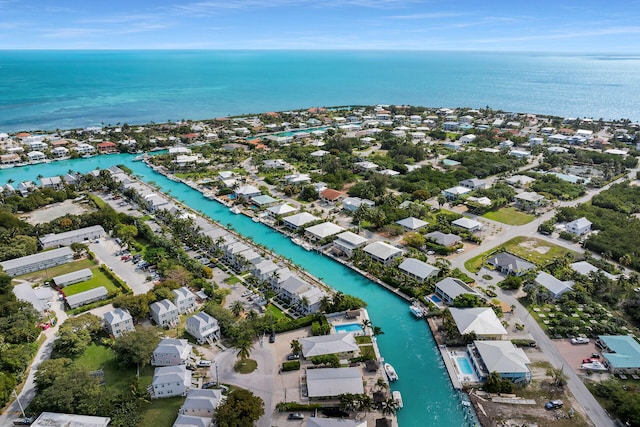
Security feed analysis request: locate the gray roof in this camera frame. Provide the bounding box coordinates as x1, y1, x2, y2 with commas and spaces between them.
398, 258, 439, 280
173, 415, 210, 427
39, 225, 105, 245
435, 277, 479, 301
154, 338, 191, 356
65, 286, 108, 307
266, 203, 298, 216
0, 246, 73, 272
104, 307, 132, 325
150, 299, 179, 316
13, 282, 53, 312
283, 212, 319, 227
535, 271, 573, 297
252, 259, 279, 276
452, 217, 482, 230
395, 216, 428, 230
186, 311, 218, 330
569, 261, 617, 280
305, 222, 345, 239
173, 286, 196, 302
334, 231, 368, 249
306, 367, 363, 398
301, 333, 359, 357
487, 252, 535, 274
153, 365, 190, 385
567, 217, 592, 229
363, 241, 403, 260
181, 388, 223, 412
474, 340, 531, 374
52, 268, 92, 285
450, 307, 507, 336
425, 231, 461, 246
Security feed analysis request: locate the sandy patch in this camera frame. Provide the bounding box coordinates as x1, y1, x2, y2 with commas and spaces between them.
520, 240, 550, 254
21, 199, 91, 225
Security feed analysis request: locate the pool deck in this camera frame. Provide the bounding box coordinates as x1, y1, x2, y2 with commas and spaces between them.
439, 345, 463, 389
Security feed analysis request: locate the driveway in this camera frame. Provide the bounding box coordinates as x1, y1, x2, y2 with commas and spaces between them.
89, 238, 152, 295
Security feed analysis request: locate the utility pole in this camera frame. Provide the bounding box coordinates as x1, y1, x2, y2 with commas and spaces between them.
215, 363, 219, 386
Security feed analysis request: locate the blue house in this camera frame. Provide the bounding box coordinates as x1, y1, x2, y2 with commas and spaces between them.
598, 335, 640, 374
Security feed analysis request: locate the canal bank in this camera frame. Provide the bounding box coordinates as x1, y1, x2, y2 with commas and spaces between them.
0, 154, 473, 427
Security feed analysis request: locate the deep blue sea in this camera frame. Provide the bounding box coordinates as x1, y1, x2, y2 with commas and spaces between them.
1, 50, 639, 132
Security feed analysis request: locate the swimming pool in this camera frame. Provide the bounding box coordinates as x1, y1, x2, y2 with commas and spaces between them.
334, 323, 364, 334
456, 357, 474, 376
430, 295, 442, 303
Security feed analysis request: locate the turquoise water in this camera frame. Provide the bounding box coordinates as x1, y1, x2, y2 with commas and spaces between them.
457, 357, 474, 376
1, 50, 640, 132
334, 323, 364, 334
0, 156, 470, 426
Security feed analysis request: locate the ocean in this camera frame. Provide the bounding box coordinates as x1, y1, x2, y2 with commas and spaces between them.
1, 50, 639, 132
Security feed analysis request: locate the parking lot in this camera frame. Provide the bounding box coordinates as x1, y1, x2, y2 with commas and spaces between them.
88, 238, 153, 295
552, 338, 607, 376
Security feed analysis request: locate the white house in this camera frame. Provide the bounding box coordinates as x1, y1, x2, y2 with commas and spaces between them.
179, 388, 223, 418
342, 197, 375, 213
300, 333, 360, 358
362, 241, 403, 265
449, 307, 507, 340
468, 340, 532, 383
266, 203, 298, 218
442, 186, 472, 200
234, 185, 261, 201
27, 150, 46, 162
395, 216, 428, 232
332, 232, 368, 258
452, 217, 482, 232
152, 338, 192, 366
39, 225, 105, 249
185, 312, 220, 344
283, 212, 319, 230
304, 222, 345, 241
534, 271, 573, 300
251, 259, 279, 282
104, 308, 134, 338
152, 365, 192, 398
150, 299, 180, 327
173, 287, 197, 314
565, 217, 592, 236
434, 277, 481, 305
398, 258, 439, 283
306, 367, 363, 399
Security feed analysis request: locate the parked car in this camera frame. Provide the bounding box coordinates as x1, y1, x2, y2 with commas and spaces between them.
287, 353, 300, 360
545, 400, 564, 410
288, 413, 304, 420
571, 337, 590, 345
13, 417, 35, 426
269, 332, 276, 343
197, 360, 212, 367
426, 250, 435, 255
591, 353, 600, 359
202, 381, 217, 389
456, 248, 465, 253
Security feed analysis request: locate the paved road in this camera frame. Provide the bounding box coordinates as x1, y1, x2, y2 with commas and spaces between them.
89, 238, 152, 295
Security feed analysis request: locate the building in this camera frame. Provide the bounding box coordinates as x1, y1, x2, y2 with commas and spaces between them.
534, 271, 573, 300
304, 222, 345, 241
598, 335, 640, 374
65, 286, 108, 309
278, 276, 326, 315
186, 312, 220, 344
425, 231, 461, 247
569, 261, 617, 280
30, 412, 110, 427
179, 388, 223, 418
342, 197, 375, 213
75, 143, 96, 155
40, 176, 63, 189
152, 365, 192, 398
486, 252, 535, 276
459, 178, 488, 190
332, 232, 369, 258
398, 258, 440, 283
13, 282, 53, 314
266, 203, 298, 218
452, 217, 482, 232
300, 333, 360, 358
52, 268, 92, 287
251, 259, 279, 282
283, 212, 319, 230
566, 217, 592, 236
234, 185, 261, 201
306, 367, 364, 398
251, 194, 278, 208
173, 287, 197, 314
320, 188, 345, 205
152, 338, 192, 366
395, 216, 428, 232
0, 246, 74, 277
97, 141, 118, 153
449, 307, 507, 339
442, 186, 472, 200
362, 241, 403, 265
27, 150, 46, 162
104, 307, 134, 338
514, 192, 545, 211
307, 419, 367, 427
150, 299, 180, 327
434, 277, 481, 305
39, 225, 106, 249
173, 415, 211, 427
467, 340, 532, 383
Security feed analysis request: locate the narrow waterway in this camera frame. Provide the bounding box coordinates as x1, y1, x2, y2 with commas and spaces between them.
1, 155, 473, 426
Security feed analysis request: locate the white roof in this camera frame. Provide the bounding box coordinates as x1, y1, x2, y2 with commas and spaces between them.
570, 261, 617, 280
31, 412, 111, 427
52, 268, 92, 285
267, 203, 298, 216
306, 367, 363, 398
443, 186, 472, 196
235, 185, 260, 195
335, 231, 368, 248
305, 222, 345, 239
515, 192, 545, 202
398, 258, 439, 280
283, 212, 319, 227
307, 418, 367, 427
396, 216, 428, 230
300, 332, 359, 357
567, 217, 592, 229
535, 271, 573, 297
65, 286, 108, 307
363, 241, 403, 260
475, 340, 531, 374
450, 307, 507, 336
435, 277, 479, 300
452, 217, 482, 230
39, 225, 105, 245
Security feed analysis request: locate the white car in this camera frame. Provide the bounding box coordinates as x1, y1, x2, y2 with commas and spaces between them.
571, 337, 590, 345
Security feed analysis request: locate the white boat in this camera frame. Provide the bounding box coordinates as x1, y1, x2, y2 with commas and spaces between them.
392, 391, 403, 409
252, 216, 260, 222
230, 206, 242, 214
409, 302, 424, 318
132, 155, 145, 161
302, 242, 313, 251
384, 363, 398, 382
581, 361, 608, 371
291, 237, 304, 246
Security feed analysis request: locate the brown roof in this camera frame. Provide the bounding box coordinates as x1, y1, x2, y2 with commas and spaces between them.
320, 188, 344, 201
50, 139, 69, 146
15, 132, 31, 138
97, 141, 116, 147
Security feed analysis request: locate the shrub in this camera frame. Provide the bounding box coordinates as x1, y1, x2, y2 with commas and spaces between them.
282, 361, 300, 371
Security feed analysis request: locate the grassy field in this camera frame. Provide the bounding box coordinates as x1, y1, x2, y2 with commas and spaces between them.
62, 267, 119, 295
14, 258, 97, 283
137, 397, 184, 427
266, 303, 289, 321
483, 207, 536, 225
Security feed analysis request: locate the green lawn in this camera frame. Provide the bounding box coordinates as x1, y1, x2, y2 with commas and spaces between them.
137, 397, 184, 427
266, 303, 289, 321
483, 207, 536, 225
224, 275, 240, 285
464, 253, 486, 273
14, 258, 97, 283
63, 267, 118, 295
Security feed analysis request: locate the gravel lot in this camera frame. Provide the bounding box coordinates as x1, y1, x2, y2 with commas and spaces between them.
22, 199, 90, 225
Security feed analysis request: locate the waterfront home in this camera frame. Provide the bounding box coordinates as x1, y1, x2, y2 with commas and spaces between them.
398, 258, 439, 283
185, 312, 220, 344
300, 332, 359, 358
3, 183, 15, 194
514, 192, 545, 211
0, 246, 73, 277
486, 252, 535, 276
0, 153, 21, 166
27, 150, 46, 162
452, 217, 482, 232
250, 194, 278, 208
39, 225, 106, 249
233, 185, 261, 201
268, 267, 294, 288
13, 282, 53, 314
266, 203, 298, 218
152, 338, 192, 366
144, 193, 170, 212
468, 340, 532, 383
342, 196, 375, 213
173, 155, 200, 167
18, 181, 35, 196
278, 276, 326, 314
320, 188, 345, 205
251, 259, 279, 282
570, 261, 617, 281
52, 268, 92, 287
304, 222, 345, 241
534, 271, 573, 300
52, 146, 69, 158
169, 147, 192, 155
283, 212, 319, 230
172, 287, 197, 314
362, 241, 403, 265
598, 335, 640, 374
151, 365, 191, 398
97, 141, 118, 154
396, 216, 428, 232
39, 176, 63, 189
306, 367, 364, 399
103, 307, 134, 338
179, 388, 223, 419
565, 217, 592, 236
449, 307, 507, 340
434, 277, 482, 305
425, 231, 461, 247
65, 286, 108, 309
459, 178, 488, 190
150, 299, 180, 327
332, 232, 369, 258
442, 186, 472, 200
25, 140, 48, 151
75, 143, 97, 155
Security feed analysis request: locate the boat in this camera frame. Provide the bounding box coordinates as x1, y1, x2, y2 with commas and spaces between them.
392, 391, 403, 409
252, 216, 260, 222
132, 155, 145, 161
581, 360, 608, 371
384, 363, 398, 382
291, 237, 304, 246
302, 242, 313, 251
230, 206, 241, 214
409, 302, 424, 318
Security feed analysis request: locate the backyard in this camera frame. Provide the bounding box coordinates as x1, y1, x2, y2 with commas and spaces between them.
62, 267, 119, 296
483, 207, 535, 225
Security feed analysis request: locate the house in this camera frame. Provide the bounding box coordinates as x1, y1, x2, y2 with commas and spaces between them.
52, 146, 69, 158
566, 217, 592, 236
459, 134, 477, 144
104, 307, 134, 338
30, 412, 110, 427
486, 252, 535, 276
459, 178, 488, 190
284, 173, 312, 185
65, 286, 108, 309
52, 268, 92, 287
39, 225, 106, 249
97, 141, 118, 153
40, 176, 63, 189
320, 188, 345, 205
152, 338, 192, 366
150, 299, 180, 327
262, 159, 288, 169
233, 185, 261, 201
266, 203, 298, 218
452, 217, 482, 232
0, 247, 73, 277
434, 277, 481, 305
13, 283, 53, 314
173, 415, 211, 427
144, 193, 170, 212
17, 181, 35, 196
0, 153, 21, 166
362, 241, 403, 265
449, 307, 507, 339
443, 141, 462, 151
466, 196, 492, 208
598, 335, 640, 374
354, 161, 379, 171
75, 143, 96, 154
251, 194, 278, 208
332, 232, 369, 258
283, 212, 319, 230
425, 231, 461, 247
342, 197, 375, 213
278, 276, 326, 314
300, 332, 359, 357
569, 261, 617, 281
442, 186, 472, 200
27, 151, 46, 162
152, 365, 192, 398
509, 149, 531, 159
179, 388, 223, 418
506, 175, 536, 187
514, 192, 545, 211
398, 258, 440, 283
173, 287, 197, 314
534, 271, 573, 300
468, 340, 532, 383
396, 216, 428, 232
305, 222, 345, 241
185, 312, 220, 344
306, 367, 364, 398
251, 259, 279, 282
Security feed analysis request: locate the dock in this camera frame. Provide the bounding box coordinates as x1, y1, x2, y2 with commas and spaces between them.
438, 345, 463, 390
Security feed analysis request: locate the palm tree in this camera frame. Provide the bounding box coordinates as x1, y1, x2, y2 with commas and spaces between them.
381, 397, 399, 416
230, 301, 244, 317
290, 339, 302, 356
235, 337, 253, 361
375, 377, 388, 391
372, 326, 384, 337
361, 319, 372, 332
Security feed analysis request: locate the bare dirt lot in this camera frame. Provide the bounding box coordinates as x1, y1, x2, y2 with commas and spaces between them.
21, 199, 91, 225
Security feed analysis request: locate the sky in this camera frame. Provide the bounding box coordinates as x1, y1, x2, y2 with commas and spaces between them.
0, 0, 639, 51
